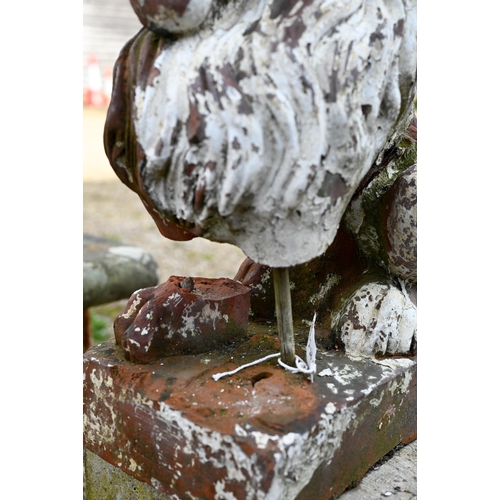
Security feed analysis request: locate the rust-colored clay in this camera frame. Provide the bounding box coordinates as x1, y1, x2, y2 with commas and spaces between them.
84, 336, 416, 499
114, 276, 251, 363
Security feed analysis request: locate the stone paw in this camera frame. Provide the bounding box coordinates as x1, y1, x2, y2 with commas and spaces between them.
331, 282, 416, 359
114, 276, 251, 363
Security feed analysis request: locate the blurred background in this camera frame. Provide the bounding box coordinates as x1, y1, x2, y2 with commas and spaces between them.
83, 0, 246, 346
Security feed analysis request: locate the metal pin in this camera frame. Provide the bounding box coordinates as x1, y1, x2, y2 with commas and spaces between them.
272, 267, 295, 365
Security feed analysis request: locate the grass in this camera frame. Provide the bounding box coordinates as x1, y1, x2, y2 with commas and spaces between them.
90, 301, 127, 344
91, 314, 112, 343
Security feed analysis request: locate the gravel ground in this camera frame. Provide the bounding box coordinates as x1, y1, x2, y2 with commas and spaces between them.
83, 179, 246, 283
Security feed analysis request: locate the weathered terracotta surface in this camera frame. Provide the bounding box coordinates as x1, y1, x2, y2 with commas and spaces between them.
234, 259, 274, 323
104, 0, 417, 268
235, 221, 417, 357
130, 0, 213, 35
235, 223, 370, 336
114, 276, 251, 363
380, 164, 417, 282
234, 119, 417, 359
332, 282, 416, 359
343, 120, 417, 281
84, 332, 416, 499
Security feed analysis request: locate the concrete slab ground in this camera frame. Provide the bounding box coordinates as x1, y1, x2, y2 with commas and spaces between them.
337, 441, 416, 499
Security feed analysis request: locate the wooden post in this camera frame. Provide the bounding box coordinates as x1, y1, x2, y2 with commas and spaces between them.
84, 308, 91, 352
273, 267, 295, 365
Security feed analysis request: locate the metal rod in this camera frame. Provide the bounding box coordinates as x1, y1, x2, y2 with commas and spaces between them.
273, 267, 296, 365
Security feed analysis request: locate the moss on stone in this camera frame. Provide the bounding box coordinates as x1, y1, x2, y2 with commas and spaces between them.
343, 136, 417, 273
85, 449, 170, 500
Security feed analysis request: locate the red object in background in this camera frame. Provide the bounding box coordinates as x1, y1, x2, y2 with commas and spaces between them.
84, 53, 107, 107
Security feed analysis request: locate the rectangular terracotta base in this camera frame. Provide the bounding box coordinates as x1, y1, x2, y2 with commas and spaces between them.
83, 332, 416, 500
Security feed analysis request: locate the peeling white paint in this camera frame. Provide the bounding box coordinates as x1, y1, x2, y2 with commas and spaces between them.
331, 364, 363, 386
266, 407, 357, 500
251, 431, 280, 449
200, 303, 228, 328
234, 424, 248, 437
214, 479, 239, 500
157, 403, 259, 491
155, 399, 357, 499
163, 292, 183, 308
373, 357, 414, 372
327, 383, 338, 394
388, 368, 413, 397
120, 293, 143, 320
115, 0, 416, 268
86, 368, 119, 447
85, 352, 415, 500
332, 283, 416, 359
325, 402, 336, 414
135, 0, 214, 35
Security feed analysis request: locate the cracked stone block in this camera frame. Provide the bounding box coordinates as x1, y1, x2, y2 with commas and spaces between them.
84, 330, 416, 499
114, 276, 252, 363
